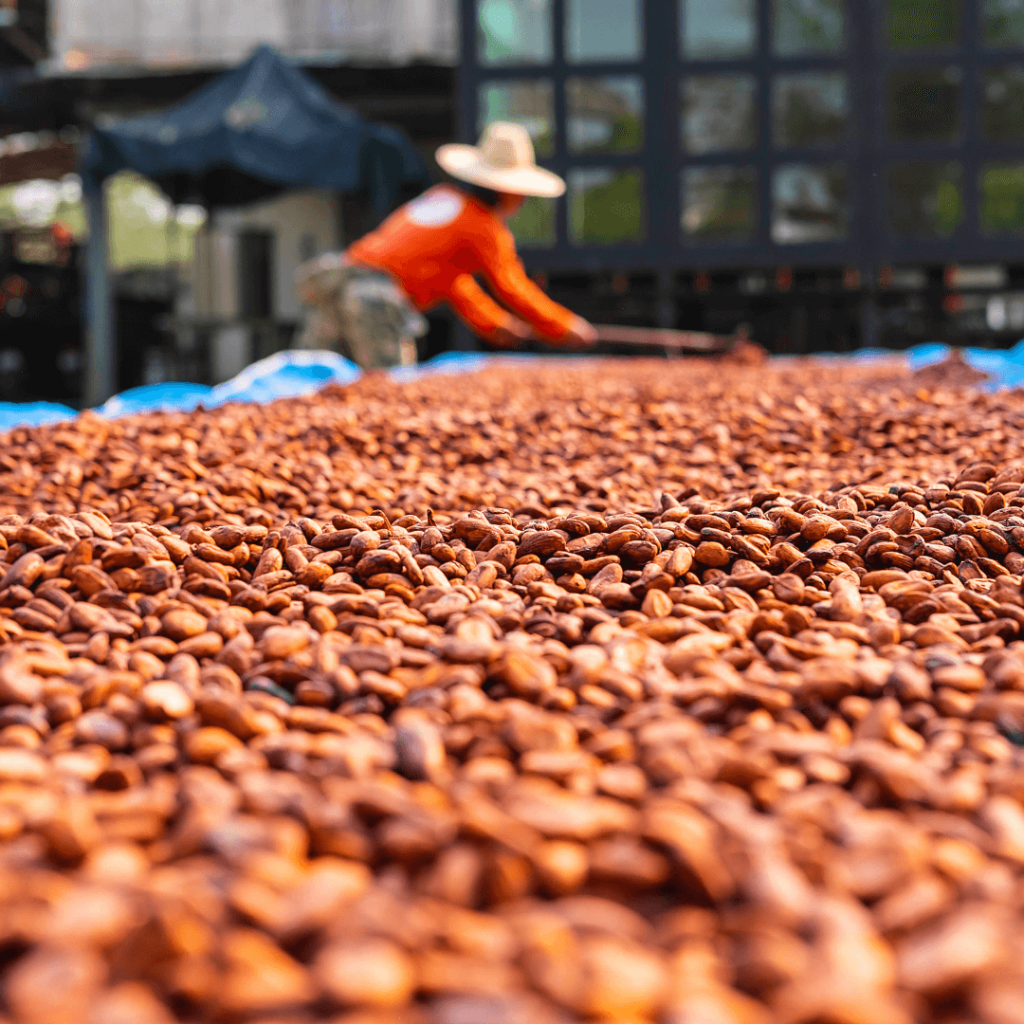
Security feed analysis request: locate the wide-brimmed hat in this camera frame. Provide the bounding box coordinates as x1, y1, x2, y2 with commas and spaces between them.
436, 122, 565, 198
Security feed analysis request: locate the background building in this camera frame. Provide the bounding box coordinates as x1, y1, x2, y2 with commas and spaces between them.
458, 0, 1024, 352
50, 0, 460, 393
41, 0, 457, 166
0, 0, 458, 402
48, 0, 457, 71
3, 0, 1024, 404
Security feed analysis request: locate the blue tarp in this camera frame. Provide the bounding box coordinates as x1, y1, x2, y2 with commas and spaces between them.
95, 351, 363, 417
100, 382, 215, 418
93, 351, 364, 417
6, 342, 1024, 434
79, 45, 430, 215
938, 340, 1024, 388
0, 352, 363, 431
0, 401, 78, 431
208, 350, 361, 405
902, 339, 1024, 388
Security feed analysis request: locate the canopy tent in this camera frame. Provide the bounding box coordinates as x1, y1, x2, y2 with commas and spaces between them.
78, 45, 432, 406
79, 45, 429, 213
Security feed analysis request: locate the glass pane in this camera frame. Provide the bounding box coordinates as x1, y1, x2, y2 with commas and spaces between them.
477, 0, 553, 65
885, 162, 963, 238
567, 76, 644, 154
509, 196, 557, 246
681, 166, 757, 241
773, 73, 848, 148
478, 80, 556, 157
774, 0, 845, 55
568, 168, 645, 244
983, 0, 1024, 47
772, 164, 849, 243
566, 0, 643, 62
981, 164, 1024, 234
887, 0, 960, 49
681, 0, 757, 58
983, 66, 1024, 140
886, 68, 961, 142
682, 75, 757, 154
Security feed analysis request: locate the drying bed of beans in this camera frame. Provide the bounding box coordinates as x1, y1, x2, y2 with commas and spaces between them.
2, 355, 1024, 1023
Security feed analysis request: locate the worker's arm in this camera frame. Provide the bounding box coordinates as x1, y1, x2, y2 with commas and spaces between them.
446, 272, 525, 342
475, 225, 578, 342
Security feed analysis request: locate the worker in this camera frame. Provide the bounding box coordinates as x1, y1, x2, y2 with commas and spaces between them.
294, 122, 597, 369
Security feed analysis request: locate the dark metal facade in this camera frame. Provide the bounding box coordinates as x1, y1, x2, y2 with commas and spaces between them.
458, 0, 1024, 293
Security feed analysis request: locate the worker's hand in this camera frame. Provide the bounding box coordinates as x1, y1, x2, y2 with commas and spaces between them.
488, 317, 533, 350
559, 316, 598, 350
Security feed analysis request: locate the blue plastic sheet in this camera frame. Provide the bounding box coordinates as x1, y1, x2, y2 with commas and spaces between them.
0, 351, 362, 434
905, 343, 951, 370
849, 347, 900, 364
100, 382, 214, 417
208, 350, 361, 406
0, 401, 77, 431
388, 352, 493, 382
81, 46, 430, 216
901, 339, 1024, 388
961, 340, 1024, 388
6, 342, 1024, 435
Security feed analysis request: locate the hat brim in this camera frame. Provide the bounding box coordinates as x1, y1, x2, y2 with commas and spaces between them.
436, 143, 566, 198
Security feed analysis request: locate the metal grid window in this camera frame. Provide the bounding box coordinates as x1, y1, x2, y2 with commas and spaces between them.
459, 0, 1024, 278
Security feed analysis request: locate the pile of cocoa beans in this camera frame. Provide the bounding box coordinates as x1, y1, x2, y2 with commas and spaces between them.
1, 356, 1024, 1024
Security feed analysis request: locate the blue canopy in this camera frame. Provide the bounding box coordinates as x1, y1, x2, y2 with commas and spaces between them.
79, 45, 430, 215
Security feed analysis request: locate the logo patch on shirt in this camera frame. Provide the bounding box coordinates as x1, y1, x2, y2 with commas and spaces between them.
407, 191, 465, 228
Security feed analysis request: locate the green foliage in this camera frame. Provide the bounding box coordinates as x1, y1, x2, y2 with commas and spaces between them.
0, 185, 84, 237
0, 172, 201, 270
533, 129, 556, 158
887, 70, 960, 142
106, 174, 197, 270
886, 162, 962, 238
887, 0, 959, 48
688, 176, 757, 241
609, 113, 643, 153
774, 0, 845, 55
571, 170, 644, 244
573, 113, 643, 155
776, 85, 847, 146
983, 0, 1024, 46
509, 195, 556, 247
981, 164, 1024, 235
982, 69, 1024, 141
935, 179, 963, 236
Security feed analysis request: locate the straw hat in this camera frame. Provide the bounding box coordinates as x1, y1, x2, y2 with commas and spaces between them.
436, 121, 565, 198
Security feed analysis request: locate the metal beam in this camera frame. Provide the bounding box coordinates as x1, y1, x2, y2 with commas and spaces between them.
0, 25, 46, 62
83, 176, 115, 408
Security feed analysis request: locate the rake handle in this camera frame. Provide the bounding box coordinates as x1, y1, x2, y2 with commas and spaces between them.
591, 325, 732, 352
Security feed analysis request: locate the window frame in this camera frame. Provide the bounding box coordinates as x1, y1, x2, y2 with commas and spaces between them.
458, 0, 1023, 276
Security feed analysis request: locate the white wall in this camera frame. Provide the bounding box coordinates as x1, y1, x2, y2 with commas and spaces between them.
211, 190, 341, 322
182, 190, 340, 325
177, 191, 341, 382
51, 0, 458, 71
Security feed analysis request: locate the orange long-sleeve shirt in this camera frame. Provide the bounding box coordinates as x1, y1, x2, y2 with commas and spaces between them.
346, 185, 575, 341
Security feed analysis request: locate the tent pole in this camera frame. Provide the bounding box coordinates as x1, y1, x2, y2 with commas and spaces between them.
83, 177, 115, 408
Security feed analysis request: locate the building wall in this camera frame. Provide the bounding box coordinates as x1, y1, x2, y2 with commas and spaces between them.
173, 190, 341, 382
50, 0, 457, 72
188, 190, 341, 323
